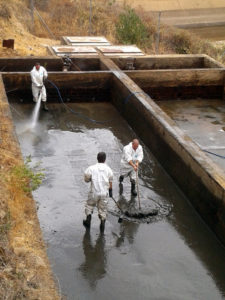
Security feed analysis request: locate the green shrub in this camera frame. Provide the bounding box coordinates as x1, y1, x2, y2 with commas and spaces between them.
10, 156, 45, 194
169, 30, 192, 54
116, 8, 148, 45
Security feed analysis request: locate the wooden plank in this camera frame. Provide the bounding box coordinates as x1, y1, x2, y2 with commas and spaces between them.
66, 36, 110, 43
51, 46, 97, 56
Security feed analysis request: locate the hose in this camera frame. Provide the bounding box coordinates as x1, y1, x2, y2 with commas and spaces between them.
47, 80, 113, 124
202, 149, 225, 159
123, 91, 150, 105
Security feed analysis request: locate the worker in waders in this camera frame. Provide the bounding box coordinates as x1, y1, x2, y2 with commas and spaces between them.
119, 139, 143, 196
83, 152, 113, 232
30, 62, 48, 111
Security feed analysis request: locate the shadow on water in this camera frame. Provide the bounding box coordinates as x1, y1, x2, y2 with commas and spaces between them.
79, 231, 107, 290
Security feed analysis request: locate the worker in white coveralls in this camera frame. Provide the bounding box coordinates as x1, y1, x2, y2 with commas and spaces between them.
30, 62, 48, 111
83, 152, 113, 232
119, 139, 143, 196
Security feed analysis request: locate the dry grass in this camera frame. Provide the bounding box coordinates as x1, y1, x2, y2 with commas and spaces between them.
0, 86, 59, 298
0, 0, 59, 57
0, 127, 29, 299
0, 0, 224, 62
0, 136, 59, 299
31, 0, 225, 63
34, 0, 121, 43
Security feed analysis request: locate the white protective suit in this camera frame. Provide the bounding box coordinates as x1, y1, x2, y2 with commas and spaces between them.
84, 163, 113, 220
120, 142, 143, 182
30, 66, 48, 102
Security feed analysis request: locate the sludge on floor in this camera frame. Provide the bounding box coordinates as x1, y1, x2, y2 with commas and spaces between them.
10, 101, 225, 300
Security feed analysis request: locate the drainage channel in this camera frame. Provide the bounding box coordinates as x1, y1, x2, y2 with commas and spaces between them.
10, 100, 225, 300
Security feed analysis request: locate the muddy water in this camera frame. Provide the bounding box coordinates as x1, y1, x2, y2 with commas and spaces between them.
10, 102, 225, 300
158, 99, 225, 171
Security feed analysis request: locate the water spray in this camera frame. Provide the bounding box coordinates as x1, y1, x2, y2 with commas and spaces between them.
31, 88, 42, 128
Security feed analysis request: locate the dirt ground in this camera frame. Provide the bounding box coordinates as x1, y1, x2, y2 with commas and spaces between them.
0, 0, 59, 57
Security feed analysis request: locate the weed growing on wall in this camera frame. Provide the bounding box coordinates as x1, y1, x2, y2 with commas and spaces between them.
9, 156, 45, 194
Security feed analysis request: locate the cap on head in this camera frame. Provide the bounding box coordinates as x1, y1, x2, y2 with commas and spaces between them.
97, 152, 106, 163
132, 139, 139, 150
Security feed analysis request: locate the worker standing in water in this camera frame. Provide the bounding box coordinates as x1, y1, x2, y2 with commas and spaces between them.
30, 62, 48, 111
83, 152, 113, 232
119, 139, 143, 196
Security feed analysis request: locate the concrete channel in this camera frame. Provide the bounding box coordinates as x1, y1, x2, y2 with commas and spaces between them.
1, 54, 225, 299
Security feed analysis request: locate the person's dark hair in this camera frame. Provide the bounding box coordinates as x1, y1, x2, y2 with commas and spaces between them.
97, 152, 106, 163
35, 62, 40, 66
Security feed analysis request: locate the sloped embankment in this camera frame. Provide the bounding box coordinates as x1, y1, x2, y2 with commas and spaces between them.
0, 77, 59, 298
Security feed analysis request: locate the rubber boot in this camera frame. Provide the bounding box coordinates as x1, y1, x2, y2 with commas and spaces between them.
131, 182, 137, 197
100, 219, 106, 233
119, 175, 124, 183
83, 214, 91, 229
43, 102, 49, 111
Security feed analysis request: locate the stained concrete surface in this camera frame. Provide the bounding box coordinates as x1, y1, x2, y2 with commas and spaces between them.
158, 99, 225, 171
10, 101, 225, 300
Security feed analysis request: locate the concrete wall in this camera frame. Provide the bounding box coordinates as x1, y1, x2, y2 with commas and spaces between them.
96, 55, 225, 245
1, 54, 225, 246
112, 55, 223, 70
0, 57, 102, 72
110, 73, 225, 244
2, 72, 112, 102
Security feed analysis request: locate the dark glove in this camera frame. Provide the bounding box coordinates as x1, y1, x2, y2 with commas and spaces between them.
109, 188, 113, 198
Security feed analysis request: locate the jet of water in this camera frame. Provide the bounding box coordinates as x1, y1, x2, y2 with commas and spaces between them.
31, 90, 42, 129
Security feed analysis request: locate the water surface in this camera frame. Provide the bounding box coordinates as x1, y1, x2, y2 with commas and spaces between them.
11, 102, 225, 300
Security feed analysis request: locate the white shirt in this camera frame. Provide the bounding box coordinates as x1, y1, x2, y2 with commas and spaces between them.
84, 163, 113, 196
121, 142, 143, 166
30, 66, 48, 87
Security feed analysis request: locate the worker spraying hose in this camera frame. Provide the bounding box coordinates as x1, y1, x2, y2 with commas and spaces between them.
30, 62, 48, 111
119, 139, 143, 197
